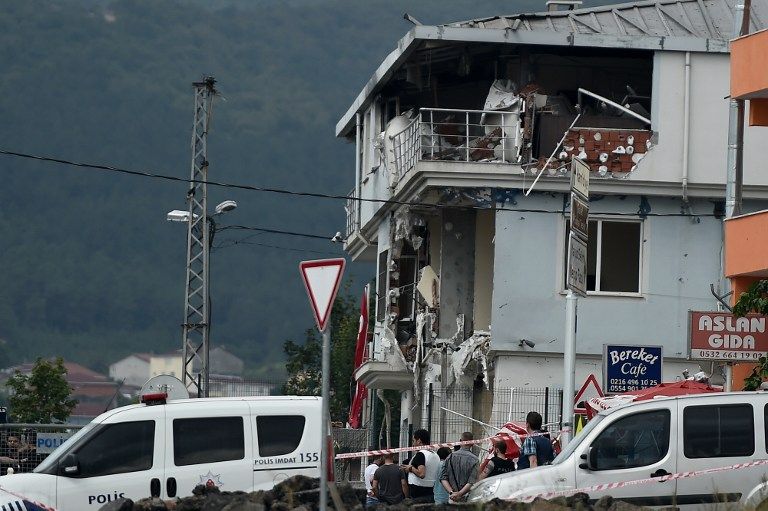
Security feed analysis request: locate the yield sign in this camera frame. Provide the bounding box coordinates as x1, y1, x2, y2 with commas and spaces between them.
299, 258, 346, 332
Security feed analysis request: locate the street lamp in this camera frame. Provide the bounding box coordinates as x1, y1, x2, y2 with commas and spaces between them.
167, 199, 238, 397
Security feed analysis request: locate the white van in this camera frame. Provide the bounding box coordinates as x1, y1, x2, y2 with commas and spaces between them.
469, 391, 768, 509
0, 395, 322, 511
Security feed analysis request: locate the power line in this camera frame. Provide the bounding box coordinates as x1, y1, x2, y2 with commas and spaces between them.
214, 239, 342, 256
0, 148, 719, 218
219, 225, 332, 240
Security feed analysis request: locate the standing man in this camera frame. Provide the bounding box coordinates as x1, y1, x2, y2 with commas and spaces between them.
364, 451, 384, 507
478, 438, 516, 479
433, 447, 453, 504
440, 432, 479, 503
401, 429, 440, 503
517, 411, 555, 470
372, 453, 408, 505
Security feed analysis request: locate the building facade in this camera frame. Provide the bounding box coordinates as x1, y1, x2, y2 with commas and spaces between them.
338, 0, 768, 444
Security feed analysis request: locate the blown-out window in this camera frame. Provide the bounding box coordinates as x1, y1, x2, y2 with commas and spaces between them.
565, 219, 642, 294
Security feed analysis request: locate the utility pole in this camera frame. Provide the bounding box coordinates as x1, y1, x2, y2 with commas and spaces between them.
182, 76, 217, 398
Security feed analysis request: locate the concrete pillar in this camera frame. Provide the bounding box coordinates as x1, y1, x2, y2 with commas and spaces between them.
439, 210, 476, 340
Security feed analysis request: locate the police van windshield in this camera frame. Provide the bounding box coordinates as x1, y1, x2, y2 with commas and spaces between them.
34, 423, 97, 474
550, 415, 604, 465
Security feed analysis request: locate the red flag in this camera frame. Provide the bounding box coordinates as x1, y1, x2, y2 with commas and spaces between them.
348, 285, 369, 428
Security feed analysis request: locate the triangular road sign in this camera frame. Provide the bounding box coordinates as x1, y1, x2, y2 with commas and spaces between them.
299, 258, 346, 332
574, 373, 604, 414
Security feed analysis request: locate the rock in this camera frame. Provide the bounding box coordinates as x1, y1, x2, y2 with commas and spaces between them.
192, 485, 221, 497
607, 500, 648, 511
220, 499, 265, 511
567, 492, 591, 510
593, 496, 614, 511
133, 497, 168, 511
99, 498, 134, 511
531, 496, 567, 511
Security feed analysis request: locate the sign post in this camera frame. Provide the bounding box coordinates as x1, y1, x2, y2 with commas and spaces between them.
563, 157, 590, 447
299, 258, 346, 511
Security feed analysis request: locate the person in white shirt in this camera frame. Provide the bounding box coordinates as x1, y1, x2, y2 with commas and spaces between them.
401, 429, 440, 503
364, 451, 384, 507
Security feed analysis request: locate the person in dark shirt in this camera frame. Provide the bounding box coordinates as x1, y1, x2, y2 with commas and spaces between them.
372, 453, 408, 504
518, 411, 555, 470
479, 438, 516, 479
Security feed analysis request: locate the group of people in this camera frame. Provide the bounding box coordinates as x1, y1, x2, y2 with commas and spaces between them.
364, 411, 555, 507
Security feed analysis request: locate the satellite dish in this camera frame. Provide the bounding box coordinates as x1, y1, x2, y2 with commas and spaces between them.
140, 375, 190, 401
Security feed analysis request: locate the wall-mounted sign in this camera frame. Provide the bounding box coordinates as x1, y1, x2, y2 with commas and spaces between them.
570, 158, 590, 200
603, 344, 663, 394
567, 234, 588, 297
688, 311, 768, 361
570, 193, 589, 240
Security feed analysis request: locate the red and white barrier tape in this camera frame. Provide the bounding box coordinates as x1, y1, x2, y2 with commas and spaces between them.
514, 458, 768, 502
334, 428, 566, 460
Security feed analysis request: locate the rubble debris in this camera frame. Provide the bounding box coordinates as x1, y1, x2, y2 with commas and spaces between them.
100, 477, 654, 511
416, 266, 440, 308
451, 331, 492, 389
540, 127, 652, 178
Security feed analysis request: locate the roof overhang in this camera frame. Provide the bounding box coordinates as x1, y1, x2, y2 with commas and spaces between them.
335, 25, 728, 138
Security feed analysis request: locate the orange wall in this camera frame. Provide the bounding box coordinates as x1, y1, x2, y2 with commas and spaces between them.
724, 210, 768, 278
731, 29, 768, 100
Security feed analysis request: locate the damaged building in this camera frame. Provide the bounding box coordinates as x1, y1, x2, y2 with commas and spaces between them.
337, 0, 768, 446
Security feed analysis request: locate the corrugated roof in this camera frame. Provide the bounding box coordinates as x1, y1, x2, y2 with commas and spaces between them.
445, 0, 766, 40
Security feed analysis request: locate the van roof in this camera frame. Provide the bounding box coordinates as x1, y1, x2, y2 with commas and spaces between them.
597, 390, 768, 417
95, 395, 321, 422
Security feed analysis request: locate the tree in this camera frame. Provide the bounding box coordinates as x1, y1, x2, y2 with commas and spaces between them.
733, 280, 768, 390
283, 285, 360, 422
6, 357, 76, 423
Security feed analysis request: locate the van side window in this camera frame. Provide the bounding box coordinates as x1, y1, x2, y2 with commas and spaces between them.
684, 404, 754, 458
73, 421, 154, 478
256, 416, 306, 457
590, 410, 670, 470
173, 417, 244, 466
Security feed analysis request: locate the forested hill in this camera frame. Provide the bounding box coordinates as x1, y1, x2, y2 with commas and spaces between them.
0, 0, 606, 375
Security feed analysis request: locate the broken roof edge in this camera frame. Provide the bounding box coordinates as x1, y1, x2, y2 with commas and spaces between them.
335, 24, 727, 138
445, 0, 712, 25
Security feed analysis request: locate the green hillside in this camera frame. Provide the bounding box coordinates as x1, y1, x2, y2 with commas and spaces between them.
0, 0, 606, 375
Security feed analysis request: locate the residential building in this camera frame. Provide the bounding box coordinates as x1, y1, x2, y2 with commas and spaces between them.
109, 353, 151, 388
337, 0, 768, 443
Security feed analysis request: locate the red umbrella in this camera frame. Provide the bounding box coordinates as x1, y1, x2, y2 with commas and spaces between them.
587, 380, 722, 418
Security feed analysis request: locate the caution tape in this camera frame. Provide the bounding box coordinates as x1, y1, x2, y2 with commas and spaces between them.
513, 458, 768, 502
334, 429, 566, 460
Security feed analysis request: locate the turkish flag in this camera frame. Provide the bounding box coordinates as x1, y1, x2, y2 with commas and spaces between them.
348, 285, 369, 428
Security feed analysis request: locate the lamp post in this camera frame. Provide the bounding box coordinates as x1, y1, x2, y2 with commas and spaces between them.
168, 199, 238, 397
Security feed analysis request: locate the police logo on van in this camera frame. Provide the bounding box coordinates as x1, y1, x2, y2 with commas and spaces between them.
198, 471, 223, 489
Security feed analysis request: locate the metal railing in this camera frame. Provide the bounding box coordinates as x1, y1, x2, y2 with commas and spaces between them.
207, 376, 284, 397
391, 107, 524, 185
0, 423, 84, 473
420, 386, 563, 445
345, 188, 358, 239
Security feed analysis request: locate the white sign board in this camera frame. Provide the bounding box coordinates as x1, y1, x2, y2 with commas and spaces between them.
567, 234, 588, 297
36, 432, 73, 454
299, 258, 346, 332
570, 158, 590, 200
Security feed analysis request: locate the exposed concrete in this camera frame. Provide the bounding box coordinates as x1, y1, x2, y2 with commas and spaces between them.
439, 209, 476, 340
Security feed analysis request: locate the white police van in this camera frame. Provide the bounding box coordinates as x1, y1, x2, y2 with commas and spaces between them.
0, 394, 322, 510
469, 391, 768, 509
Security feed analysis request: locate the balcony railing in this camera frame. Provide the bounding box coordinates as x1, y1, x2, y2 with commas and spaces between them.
391, 107, 524, 185
345, 188, 359, 239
